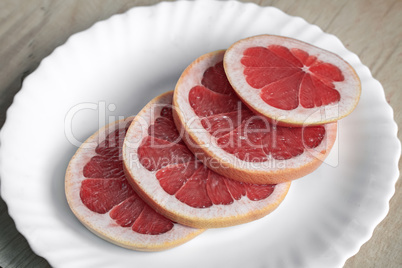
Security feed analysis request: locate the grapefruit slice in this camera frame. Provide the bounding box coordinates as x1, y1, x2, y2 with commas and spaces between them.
123, 92, 290, 228
173, 50, 337, 184
65, 117, 203, 251
223, 35, 361, 126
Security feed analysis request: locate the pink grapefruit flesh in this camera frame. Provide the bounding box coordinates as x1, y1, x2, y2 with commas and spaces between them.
223, 35, 361, 126
173, 50, 338, 184
123, 92, 290, 228
65, 118, 203, 251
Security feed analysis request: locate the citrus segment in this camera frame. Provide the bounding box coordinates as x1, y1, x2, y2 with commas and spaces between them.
148, 116, 182, 143
65, 118, 203, 251
224, 35, 361, 126
189, 85, 239, 117
155, 162, 199, 195
131, 206, 174, 235
173, 50, 337, 184
200, 110, 254, 138
109, 195, 145, 227
80, 178, 134, 214
82, 156, 126, 178
123, 92, 290, 228
174, 167, 213, 208
201, 60, 234, 94
138, 136, 193, 171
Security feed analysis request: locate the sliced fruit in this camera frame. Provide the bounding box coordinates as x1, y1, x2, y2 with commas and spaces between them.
65, 118, 203, 251
173, 50, 337, 184
223, 34, 361, 126
123, 92, 290, 228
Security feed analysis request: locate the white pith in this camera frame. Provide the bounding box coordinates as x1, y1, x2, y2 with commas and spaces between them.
123, 92, 290, 227
224, 35, 361, 125
174, 50, 337, 174
65, 118, 202, 251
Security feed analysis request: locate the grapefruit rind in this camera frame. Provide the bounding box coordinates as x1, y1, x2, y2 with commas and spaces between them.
123, 92, 291, 228
65, 118, 203, 251
173, 50, 338, 184
223, 34, 361, 126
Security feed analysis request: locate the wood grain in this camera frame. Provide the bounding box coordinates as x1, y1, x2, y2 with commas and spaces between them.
0, 0, 401, 267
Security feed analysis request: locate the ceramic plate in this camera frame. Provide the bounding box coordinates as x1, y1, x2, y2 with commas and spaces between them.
0, 1, 400, 267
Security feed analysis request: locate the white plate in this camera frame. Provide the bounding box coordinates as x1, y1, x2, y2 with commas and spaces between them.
0, 1, 400, 268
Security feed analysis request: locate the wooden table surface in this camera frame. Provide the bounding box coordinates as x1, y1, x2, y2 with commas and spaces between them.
0, 0, 401, 267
